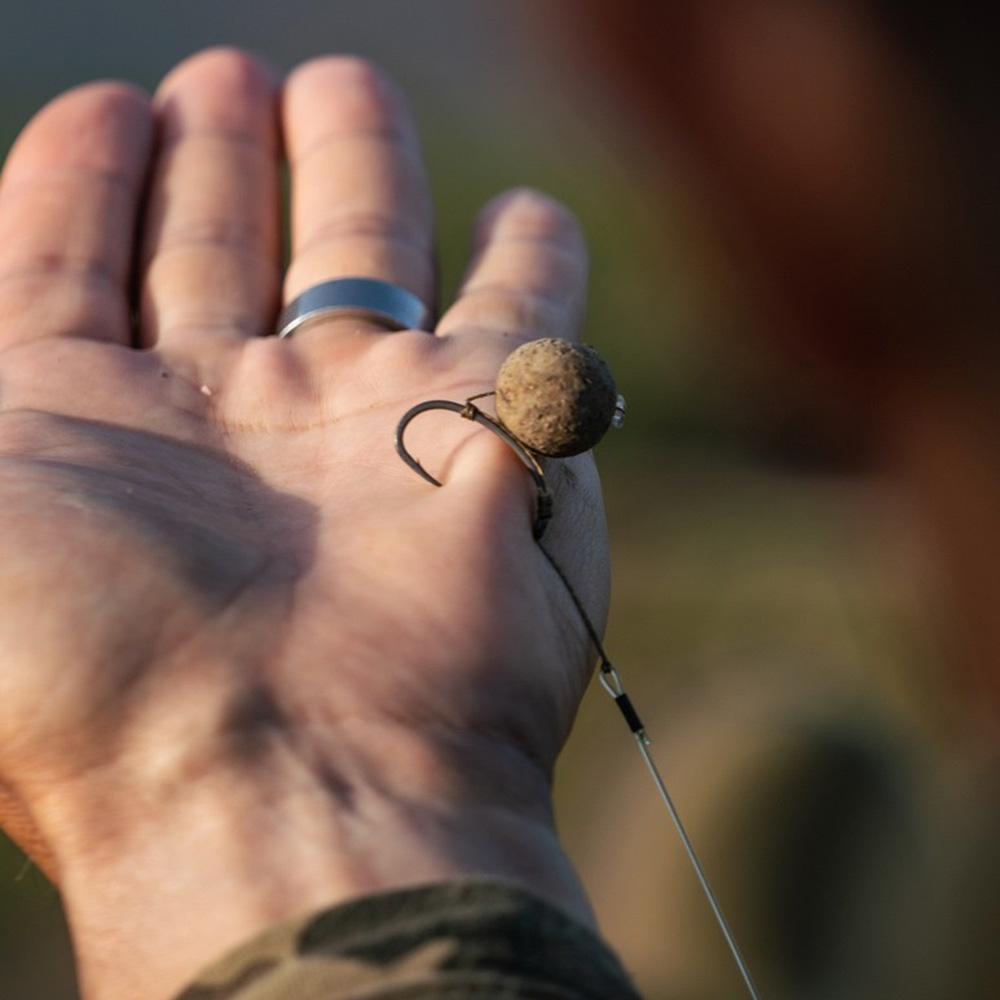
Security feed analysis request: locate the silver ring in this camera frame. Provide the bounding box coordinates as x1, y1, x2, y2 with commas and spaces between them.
276, 277, 432, 338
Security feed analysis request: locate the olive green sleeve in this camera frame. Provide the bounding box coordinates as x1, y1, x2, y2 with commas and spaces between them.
173, 880, 645, 1000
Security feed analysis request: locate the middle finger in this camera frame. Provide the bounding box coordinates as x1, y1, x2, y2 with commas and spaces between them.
138, 49, 282, 352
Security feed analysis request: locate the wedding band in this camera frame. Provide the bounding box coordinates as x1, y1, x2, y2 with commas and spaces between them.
276, 277, 432, 338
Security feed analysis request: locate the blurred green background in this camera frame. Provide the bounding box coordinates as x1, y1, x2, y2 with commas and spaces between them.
2, 3, 999, 999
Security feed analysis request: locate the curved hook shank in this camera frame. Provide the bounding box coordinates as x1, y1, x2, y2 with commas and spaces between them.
395, 399, 553, 538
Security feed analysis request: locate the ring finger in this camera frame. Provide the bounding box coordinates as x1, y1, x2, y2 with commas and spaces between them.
281, 57, 436, 340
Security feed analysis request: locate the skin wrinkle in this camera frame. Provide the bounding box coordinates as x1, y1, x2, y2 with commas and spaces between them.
143, 223, 277, 259
279, 710, 559, 821
0, 279, 126, 348
82, 675, 561, 890
216, 679, 295, 768
459, 264, 584, 307
0, 254, 125, 291
147, 299, 275, 343
0, 309, 127, 352
0, 167, 138, 217
215, 369, 503, 437
457, 282, 579, 312
153, 126, 279, 156
215, 411, 347, 437
445, 286, 568, 330
153, 316, 267, 344
151, 583, 288, 722
140, 234, 279, 290
466, 236, 585, 269
289, 128, 424, 169
316, 678, 564, 780
434, 327, 532, 345
293, 211, 432, 260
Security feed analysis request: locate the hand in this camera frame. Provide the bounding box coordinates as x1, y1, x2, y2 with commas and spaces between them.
0, 49, 606, 1000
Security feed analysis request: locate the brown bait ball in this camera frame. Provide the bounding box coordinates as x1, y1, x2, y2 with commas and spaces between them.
495, 338, 619, 457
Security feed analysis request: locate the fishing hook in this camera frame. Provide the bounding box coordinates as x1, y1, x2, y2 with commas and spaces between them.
395, 396, 554, 539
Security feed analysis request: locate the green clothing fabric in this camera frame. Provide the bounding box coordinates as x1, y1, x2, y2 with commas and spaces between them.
174, 881, 644, 1000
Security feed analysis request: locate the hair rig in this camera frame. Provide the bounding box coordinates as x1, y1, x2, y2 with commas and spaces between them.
395, 337, 762, 1000
396, 338, 623, 539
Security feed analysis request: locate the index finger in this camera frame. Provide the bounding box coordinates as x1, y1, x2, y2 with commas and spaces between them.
0, 83, 152, 351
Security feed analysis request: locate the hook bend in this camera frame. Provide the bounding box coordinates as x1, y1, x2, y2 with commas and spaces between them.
395, 398, 553, 538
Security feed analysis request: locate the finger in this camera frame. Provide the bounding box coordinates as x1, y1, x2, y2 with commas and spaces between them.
0, 82, 152, 350
437, 188, 588, 341
139, 48, 282, 350
282, 57, 435, 336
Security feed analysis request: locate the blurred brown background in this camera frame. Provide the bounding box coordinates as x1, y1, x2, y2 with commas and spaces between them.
2, 2, 999, 998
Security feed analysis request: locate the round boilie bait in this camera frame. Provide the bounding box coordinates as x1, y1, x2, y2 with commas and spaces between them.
495, 338, 620, 457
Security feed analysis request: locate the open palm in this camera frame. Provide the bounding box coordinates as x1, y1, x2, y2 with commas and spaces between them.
0, 51, 607, 892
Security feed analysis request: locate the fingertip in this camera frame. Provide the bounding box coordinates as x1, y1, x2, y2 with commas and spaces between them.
67, 79, 152, 116
157, 47, 279, 97
1, 80, 153, 187
282, 55, 416, 152
285, 54, 395, 98
473, 188, 587, 258
437, 188, 588, 341
154, 48, 280, 143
